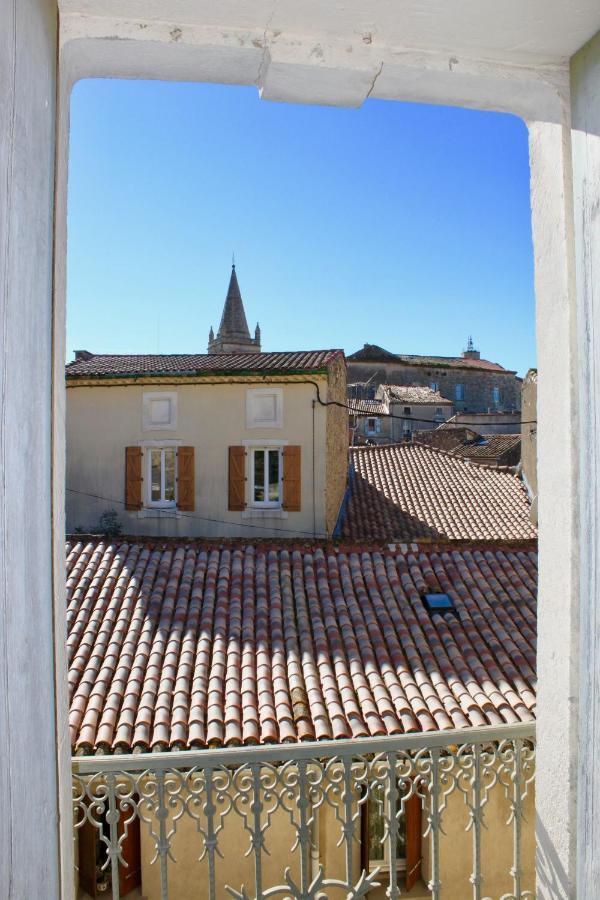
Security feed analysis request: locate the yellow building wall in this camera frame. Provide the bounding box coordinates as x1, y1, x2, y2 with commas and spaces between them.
66, 376, 345, 539
135, 771, 534, 900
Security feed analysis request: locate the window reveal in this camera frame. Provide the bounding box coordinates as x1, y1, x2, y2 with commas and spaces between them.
149, 447, 176, 506
252, 448, 282, 505
361, 781, 422, 890
366, 783, 407, 867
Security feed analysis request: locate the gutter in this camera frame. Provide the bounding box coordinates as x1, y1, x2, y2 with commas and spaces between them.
333, 459, 355, 540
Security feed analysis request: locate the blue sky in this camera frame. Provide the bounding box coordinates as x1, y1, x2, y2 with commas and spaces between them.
67, 79, 536, 375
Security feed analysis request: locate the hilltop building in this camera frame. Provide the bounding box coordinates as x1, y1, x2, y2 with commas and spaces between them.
347, 339, 521, 414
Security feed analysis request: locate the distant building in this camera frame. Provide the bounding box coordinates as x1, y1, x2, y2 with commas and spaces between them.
208, 264, 261, 354
521, 368, 538, 523
412, 425, 479, 452
347, 397, 389, 444
347, 338, 521, 413
443, 411, 522, 435
377, 384, 453, 441
452, 433, 521, 468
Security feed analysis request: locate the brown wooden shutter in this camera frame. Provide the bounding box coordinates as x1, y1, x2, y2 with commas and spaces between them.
228, 446, 246, 511
177, 446, 195, 511
282, 445, 301, 511
125, 446, 143, 510
405, 789, 422, 890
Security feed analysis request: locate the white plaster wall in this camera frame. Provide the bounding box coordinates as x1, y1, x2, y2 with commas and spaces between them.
46, 4, 600, 896
0, 1, 73, 897
571, 31, 600, 897
529, 117, 579, 898
66, 379, 331, 539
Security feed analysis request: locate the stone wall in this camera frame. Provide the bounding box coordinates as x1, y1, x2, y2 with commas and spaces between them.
521, 369, 538, 523
347, 360, 521, 413
325, 355, 350, 531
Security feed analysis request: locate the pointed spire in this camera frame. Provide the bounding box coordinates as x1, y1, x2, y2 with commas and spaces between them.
207, 262, 262, 354
218, 265, 251, 339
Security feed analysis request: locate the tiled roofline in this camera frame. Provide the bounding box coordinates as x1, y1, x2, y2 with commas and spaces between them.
66, 367, 334, 382
66, 533, 537, 552
65, 349, 345, 381
352, 439, 518, 466
348, 349, 517, 374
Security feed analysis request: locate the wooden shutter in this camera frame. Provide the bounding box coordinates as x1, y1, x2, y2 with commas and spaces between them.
228, 446, 246, 511
282, 445, 301, 511
405, 789, 422, 890
177, 446, 195, 511
125, 446, 142, 511
118, 804, 141, 896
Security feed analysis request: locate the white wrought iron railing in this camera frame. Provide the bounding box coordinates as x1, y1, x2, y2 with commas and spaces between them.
72, 723, 535, 900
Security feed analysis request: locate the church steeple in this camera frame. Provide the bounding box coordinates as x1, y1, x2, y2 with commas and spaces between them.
208, 264, 261, 354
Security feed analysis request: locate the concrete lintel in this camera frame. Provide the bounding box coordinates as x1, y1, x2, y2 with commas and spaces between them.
60, 12, 569, 122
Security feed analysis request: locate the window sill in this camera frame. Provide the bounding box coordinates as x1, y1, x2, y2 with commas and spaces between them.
242, 508, 288, 520
138, 508, 180, 519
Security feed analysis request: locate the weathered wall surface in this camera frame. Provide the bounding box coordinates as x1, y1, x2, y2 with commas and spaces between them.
347, 360, 521, 414
571, 29, 600, 899
521, 369, 538, 522
67, 378, 334, 539
0, 1, 73, 898
325, 355, 349, 531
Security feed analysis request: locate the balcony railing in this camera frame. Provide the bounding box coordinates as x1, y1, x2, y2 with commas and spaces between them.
72, 723, 535, 900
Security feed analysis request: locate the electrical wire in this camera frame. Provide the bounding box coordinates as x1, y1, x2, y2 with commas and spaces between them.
68, 375, 537, 428
66, 487, 332, 539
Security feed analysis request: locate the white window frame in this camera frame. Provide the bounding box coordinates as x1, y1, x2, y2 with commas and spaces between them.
139, 440, 181, 510
492, 386, 501, 404
246, 387, 283, 429
366, 417, 381, 435
146, 446, 177, 508
142, 391, 178, 431
366, 790, 407, 874
249, 446, 283, 508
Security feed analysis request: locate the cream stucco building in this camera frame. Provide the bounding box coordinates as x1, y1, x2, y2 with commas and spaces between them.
66, 350, 347, 540
66, 267, 348, 540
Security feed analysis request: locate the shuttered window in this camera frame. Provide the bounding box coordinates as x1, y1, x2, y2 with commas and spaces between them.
228, 446, 246, 511
282, 445, 301, 511
125, 447, 143, 510
404, 791, 422, 890
360, 783, 421, 890
177, 447, 195, 511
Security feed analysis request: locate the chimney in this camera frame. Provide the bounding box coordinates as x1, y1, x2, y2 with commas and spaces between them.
74, 350, 94, 361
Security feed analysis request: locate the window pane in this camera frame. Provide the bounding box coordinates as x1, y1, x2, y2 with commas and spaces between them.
150, 449, 162, 502
368, 783, 406, 863
268, 450, 280, 502
254, 450, 265, 502
368, 785, 385, 861
164, 449, 176, 502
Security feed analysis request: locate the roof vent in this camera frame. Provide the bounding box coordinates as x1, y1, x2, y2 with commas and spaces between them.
422, 593, 456, 615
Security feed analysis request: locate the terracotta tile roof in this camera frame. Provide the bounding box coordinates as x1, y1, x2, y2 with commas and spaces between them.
453, 435, 521, 461
348, 398, 388, 415
343, 444, 536, 542
348, 344, 514, 373
66, 349, 344, 379
381, 385, 453, 405
66, 539, 537, 753
413, 427, 479, 452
